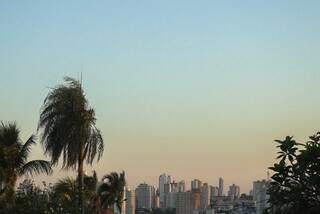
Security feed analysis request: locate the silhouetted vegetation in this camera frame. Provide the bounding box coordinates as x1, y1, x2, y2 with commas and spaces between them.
0, 122, 52, 213
98, 171, 126, 213
38, 77, 104, 214
49, 171, 100, 214
267, 133, 320, 213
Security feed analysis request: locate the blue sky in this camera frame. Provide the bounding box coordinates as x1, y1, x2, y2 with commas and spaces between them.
1, 1, 320, 192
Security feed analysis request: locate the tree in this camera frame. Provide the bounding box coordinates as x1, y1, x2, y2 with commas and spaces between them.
38, 77, 104, 214
52, 177, 78, 213
268, 133, 320, 213
0, 122, 52, 212
98, 171, 126, 213
51, 171, 99, 214
15, 179, 51, 214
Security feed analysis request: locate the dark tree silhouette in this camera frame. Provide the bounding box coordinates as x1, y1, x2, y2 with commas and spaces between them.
268, 134, 320, 213
52, 171, 99, 213
0, 122, 52, 211
98, 171, 126, 213
38, 77, 104, 214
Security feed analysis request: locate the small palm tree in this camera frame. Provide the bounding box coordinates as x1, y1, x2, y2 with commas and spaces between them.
38, 77, 104, 214
53, 177, 77, 213
0, 122, 52, 209
98, 171, 126, 214
52, 171, 99, 214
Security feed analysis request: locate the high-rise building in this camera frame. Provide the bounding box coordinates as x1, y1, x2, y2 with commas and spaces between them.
253, 180, 269, 214
125, 188, 135, 214
167, 175, 172, 184
176, 191, 187, 214
191, 179, 202, 190
164, 182, 171, 208
176, 189, 201, 214
210, 186, 219, 197
178, 180, 186, 192
218, 177, 224, 196
165, 192, 177, 209
154, 188, 160, 209
164, 180, 179, 209
200, 183, 210, 209
228, 184, 240, 200
151, 186, 156, 209
159, 173, 168, 208
135, 183, 154, 210
170, 181, 178, 193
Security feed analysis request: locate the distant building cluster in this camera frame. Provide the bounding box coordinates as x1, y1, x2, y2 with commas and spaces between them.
117, 173, 270, 214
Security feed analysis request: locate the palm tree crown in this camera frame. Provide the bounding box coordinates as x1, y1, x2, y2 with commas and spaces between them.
0, 122, 52, 207
38, 77, 104, 213
98, 171, 126, 213
52, 171, 99, 213
38, 77, 104, 168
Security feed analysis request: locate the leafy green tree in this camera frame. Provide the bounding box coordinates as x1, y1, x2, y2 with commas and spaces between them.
268, 133, 320, 213
98, 171, 126, 213
38, 77, 104, 214
15, 179, 50, 214
0, 122, 52, 212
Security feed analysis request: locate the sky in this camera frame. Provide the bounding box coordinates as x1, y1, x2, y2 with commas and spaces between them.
1, 0, 320, 193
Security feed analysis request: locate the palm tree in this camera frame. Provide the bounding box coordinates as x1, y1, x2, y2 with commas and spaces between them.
98, 171, 126, 214
38, 77, 104, 214
52, 171, 99, 214
53, 177, 77, 213
0, 122, 52, 209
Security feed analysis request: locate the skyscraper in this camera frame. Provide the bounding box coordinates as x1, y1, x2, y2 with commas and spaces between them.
253, 180, 269, 214
200, 183, 210, 209
125, 188, 135, 214
135, 183, 154, 210
210, 186, 219, 197
176, 190, 201, 214
228, 184, 240, 200
218, 177, 224, 196
178, 180, 186, 192
159, 173, 168, 208
191, 179, 202, 190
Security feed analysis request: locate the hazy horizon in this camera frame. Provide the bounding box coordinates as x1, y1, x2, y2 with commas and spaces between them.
1, 1, 320, 193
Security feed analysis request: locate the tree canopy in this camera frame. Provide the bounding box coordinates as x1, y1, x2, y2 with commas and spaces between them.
268, 133, 320, 213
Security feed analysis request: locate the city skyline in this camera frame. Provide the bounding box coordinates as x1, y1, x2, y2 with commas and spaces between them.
131, 173, 267, 213
1, 0, 320, 194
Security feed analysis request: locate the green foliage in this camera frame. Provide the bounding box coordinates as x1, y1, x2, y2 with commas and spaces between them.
268, 133, 320, 213
0, 122, 52, 212
38, 77, 104, 213
38, 77, 104, 168
98, 171, 126, 212
50, 172, 100, 214
14, 179, 50, 214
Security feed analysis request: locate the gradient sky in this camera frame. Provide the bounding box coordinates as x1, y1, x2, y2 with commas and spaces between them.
1, 0, 320, 193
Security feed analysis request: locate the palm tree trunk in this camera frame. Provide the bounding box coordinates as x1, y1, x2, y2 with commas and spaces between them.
5, 175, 17, 211
78, 148, 84, 214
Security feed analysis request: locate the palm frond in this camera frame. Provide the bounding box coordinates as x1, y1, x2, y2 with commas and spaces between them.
85, 125, 104, 165
38, 76, 104, 169
19, 135, 36, 163
18, 160, 52, 177
99, 171, 126, 210
0, 121, 20, 147
54, 177, 76, 194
